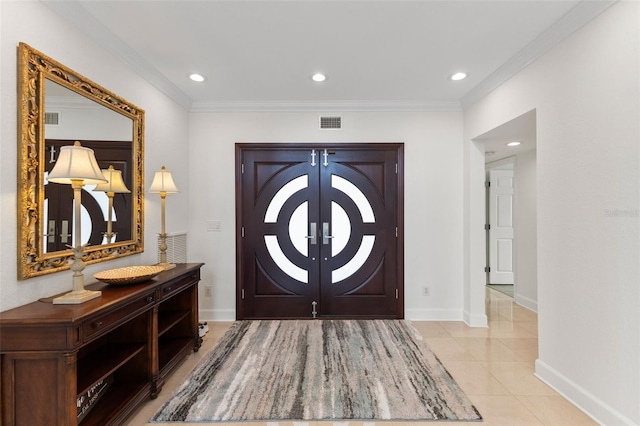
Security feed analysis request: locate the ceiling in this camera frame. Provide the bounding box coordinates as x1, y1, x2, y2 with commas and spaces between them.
45, 0, 614, 112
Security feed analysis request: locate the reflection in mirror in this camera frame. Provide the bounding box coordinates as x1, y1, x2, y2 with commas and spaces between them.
17, 43, 145, 279
44, 79, 134, 253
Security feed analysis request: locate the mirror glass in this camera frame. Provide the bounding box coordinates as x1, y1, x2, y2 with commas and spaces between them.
43, 79, 134, 253
18, 43, 145, 279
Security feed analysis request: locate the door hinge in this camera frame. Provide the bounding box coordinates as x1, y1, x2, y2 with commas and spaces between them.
485, 224, 490, 230
241, 226, 245, 237
395, 227, 398, 238
241, 163, 244, 174
485, 181, 490, 188
395, 288, 399, 299
395, 163, 398, 174
485, 266, 490, 273
241, 289, 245, 299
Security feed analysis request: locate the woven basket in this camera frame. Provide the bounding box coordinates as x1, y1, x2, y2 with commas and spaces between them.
94, 265, 164, 285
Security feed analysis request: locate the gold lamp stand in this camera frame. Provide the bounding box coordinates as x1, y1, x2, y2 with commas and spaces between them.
149, 166, 180, 270
93, 165, 130, 244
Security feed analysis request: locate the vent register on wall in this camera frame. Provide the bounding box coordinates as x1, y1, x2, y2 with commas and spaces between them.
45, 111, 60, 125
320, 116, 342, 129
157, 232, 187, 264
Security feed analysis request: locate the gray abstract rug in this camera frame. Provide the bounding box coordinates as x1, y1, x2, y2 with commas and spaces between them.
152, 320, 482, 422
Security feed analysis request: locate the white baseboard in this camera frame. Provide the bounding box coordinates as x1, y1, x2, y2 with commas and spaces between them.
199, 309, 235, 322
406, 309, 488, 328
201, 308, 489, 328
514, 293, 538, 312
464, 310, 489, 328
405, 308, 465, 322
535, 359, 637, 425
203, 309, 466, 322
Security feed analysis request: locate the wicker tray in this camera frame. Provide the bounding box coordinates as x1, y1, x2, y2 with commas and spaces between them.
94, 265, 164, 285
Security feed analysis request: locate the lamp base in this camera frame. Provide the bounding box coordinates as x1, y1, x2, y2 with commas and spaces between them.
53, 289, 102, 305
156, 262, 176, 271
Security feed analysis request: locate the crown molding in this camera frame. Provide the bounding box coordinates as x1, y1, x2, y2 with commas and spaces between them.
42, 0, 193, 110
46, 96, 102, 109
461, 0, 617, 109
190, 100, 462, 113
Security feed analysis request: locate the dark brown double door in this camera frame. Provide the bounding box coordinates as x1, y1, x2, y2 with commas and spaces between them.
236, 143, 404, 319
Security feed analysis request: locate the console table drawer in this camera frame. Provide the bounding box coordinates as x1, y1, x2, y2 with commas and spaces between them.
82, 292, 155, 340
161, 271, 199, 299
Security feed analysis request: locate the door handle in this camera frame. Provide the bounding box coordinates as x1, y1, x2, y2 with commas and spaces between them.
45, 220, 56, 243
60, 220, 70, 243
305, 222, 317, 245
322, 222, 334, 245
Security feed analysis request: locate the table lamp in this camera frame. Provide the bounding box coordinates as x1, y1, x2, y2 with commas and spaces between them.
48, 141, 107, 304
149, 166, 180, 270
93, 165, 130, 243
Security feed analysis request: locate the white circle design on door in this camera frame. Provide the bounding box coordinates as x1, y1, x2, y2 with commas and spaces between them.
263, 173, 375, 284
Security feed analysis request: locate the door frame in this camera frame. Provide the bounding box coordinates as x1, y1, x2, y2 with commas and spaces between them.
235, 142, 405, 319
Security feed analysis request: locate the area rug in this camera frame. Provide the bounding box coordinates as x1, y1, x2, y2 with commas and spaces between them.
151, 320, 482, 422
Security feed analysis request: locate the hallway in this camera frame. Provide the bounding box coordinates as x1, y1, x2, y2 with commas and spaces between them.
413, 288, 594, 424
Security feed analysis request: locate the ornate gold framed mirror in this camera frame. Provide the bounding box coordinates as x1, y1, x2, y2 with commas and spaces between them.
17, 42, 144, 279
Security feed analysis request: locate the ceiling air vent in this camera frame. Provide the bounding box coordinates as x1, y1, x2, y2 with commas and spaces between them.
44, 112, 60, 125
320, 116, 341, 129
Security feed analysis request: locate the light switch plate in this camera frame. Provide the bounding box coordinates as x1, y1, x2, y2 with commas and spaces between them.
207, 220, 221, 232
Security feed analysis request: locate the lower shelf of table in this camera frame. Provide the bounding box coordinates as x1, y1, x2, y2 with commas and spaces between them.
78, 379, 149, 426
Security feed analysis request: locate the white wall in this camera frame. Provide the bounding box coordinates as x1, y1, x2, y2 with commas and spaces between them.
188, 111, 469, 322
0, 1, 190, 311
514, 149, 537, 311
44, 102, 133, 141
464, 2, 639, 424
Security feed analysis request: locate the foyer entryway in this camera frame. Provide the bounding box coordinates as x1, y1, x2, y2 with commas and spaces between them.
235, 143, 404, 319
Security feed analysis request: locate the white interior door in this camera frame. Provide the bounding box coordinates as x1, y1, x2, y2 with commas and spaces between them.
489, 169, 514, 284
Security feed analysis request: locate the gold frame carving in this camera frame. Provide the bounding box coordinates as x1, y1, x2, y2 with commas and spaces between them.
17, 42, 145, 279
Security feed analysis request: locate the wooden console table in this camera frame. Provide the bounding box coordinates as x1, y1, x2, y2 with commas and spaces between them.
0, 263, 203, 426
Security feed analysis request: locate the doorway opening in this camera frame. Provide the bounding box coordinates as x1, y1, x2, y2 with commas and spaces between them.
473, 109, 538, 312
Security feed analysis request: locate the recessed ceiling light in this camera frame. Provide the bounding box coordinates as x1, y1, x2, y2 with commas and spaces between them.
450, 72, 467, 81
189, 73, 206, 82
506, 141, 521, 147
312, 73, 326, 82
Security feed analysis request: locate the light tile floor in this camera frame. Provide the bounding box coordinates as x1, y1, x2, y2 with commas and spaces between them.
128, 289, 596, 425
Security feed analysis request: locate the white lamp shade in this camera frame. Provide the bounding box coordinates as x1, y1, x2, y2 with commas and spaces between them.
48, 142, 107, 185
93, 165, 130, 193
149, 166, 180, 193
